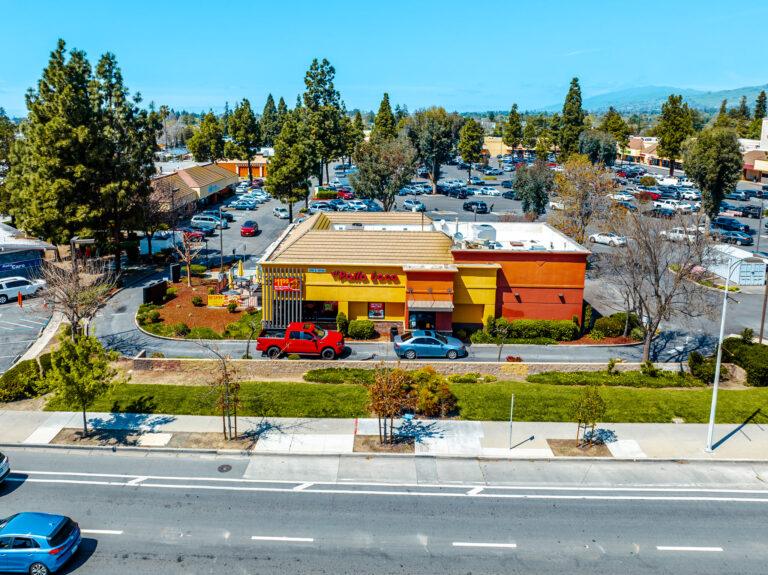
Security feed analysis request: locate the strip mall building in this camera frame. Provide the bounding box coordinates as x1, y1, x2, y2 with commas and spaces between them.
259, 212, 589, 332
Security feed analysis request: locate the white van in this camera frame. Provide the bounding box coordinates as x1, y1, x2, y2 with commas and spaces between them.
190, 214, 228, 229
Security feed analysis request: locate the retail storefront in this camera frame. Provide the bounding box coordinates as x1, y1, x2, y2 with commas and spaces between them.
260, 213, 587, 333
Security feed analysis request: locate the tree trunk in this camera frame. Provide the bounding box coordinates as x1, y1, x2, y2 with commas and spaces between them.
186, 262, 192, 287
222, 408, 227, 439
113, 227, 122, 275
146, 233, 153, 259
324, 161, 330, 186
497, 343, 504, 362
669, 161, 675, 177
378, 416, 383, 443
247, 158, 253, 184
82, 407, 88, 436
468, 165, 472, 183
642, 321, 658, 362
288, 202, 294, 222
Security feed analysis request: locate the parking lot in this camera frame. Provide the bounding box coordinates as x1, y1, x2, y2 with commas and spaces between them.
0, 298, 52, 373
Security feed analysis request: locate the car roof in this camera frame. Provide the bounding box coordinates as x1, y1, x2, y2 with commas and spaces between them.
2, 512, 66, 538
0, 276, 27, 282
242, 220, 257, 226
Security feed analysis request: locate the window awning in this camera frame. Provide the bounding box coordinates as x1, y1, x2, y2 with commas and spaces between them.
407, 300, 454, 312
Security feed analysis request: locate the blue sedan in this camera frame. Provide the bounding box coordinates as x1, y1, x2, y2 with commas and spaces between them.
0, 513, 81, 574
394, 330, 467, 360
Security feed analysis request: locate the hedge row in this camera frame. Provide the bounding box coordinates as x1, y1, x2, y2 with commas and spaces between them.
527, 370, 704, 388
471, 317, 579, 343
722, 338, 768, 387
0, 353, 53, 403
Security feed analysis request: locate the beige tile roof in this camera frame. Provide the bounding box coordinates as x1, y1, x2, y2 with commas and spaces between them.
270, 230, 454, 265
178, 163, 239, 189
151, 173, 198, 208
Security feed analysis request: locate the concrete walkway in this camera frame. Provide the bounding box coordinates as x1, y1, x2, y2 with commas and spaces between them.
1, 409, 766, 461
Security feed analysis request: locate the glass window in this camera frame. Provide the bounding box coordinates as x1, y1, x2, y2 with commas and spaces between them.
12, 537, 39, 549
400, 332, 413, 342
312, 327, 326, 339
48, 518, 75, 547
411, 338, 427, 345
0, 537, 12, 549
300, 332, 314, 341
288, 331, 301, 340
435, 334, 448, 344
5, 280, 27, 288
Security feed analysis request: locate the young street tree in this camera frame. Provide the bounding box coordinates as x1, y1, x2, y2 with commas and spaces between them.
267, 109, 314, 221
515, 161, 554, 219
46, 336, 124, 435
503, 104, 523, 157
350, 136, 417, 212
656, 94, 694, 176
683, 128, 743, 219
578, 130, 618, 166
368, 367, 414, 445
549, 154, 614, 244
570, 385, 606, 445
602, 211, 716, 361
225, 99, 261, 183
199, 342, 240, 440
187, 111, 224, 162
370, 93, 398, 144
559, 77, 586, 158
407, 107, 459, 194
457, 118, 484, 181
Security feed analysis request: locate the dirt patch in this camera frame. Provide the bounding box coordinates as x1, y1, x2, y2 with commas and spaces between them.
51, 427, 144, 446
353, 434, 415, 453
0, 395, 48, 411
166, 432, 254, 450
50, 427, 255, 450
547, 439, 612, 457
156, 278, 243, 333
559, 336, 639, 346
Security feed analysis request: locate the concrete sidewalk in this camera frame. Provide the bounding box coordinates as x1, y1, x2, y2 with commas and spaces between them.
1, 409, 767, 461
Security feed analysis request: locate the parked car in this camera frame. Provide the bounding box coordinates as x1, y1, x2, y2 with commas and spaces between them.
308, 202, 334, 215
724, 190, 747, 201
187, 221, 216, 236
191, 214, 228, 229
714, 230, 754, 246
327, 198, 348, 211
712, 216, 750, 232
240, 220, 259, 237
645, 207, 675, 219
476, 186, 500, 196
403, 198, 426, 212
393, 330, 467, 360
0, 277, 46, 305
659, 227, 696, 242
548, 200, 564, 211
616, 200, 637, 212
610, 192, 634, 202
653, 199, 692, 213
273, 206, 290, 219
346, 200, 369, 211
337, 189, 355, 200
0, 451, 8, 482
203, 209, 234, 222
502, 191, 516, 200
362, 199, 383, 212
484, 168, 503, 176
0, 512, 82, 575
463, 200, 489, 214
588, 232, 627, 247
738, 205, 763, 219
680, 189, 702, 201
177, 227, 205, 242
256, 322, 345, 359
501, 180, 514, 189
467, 176, 483, 186
228, 199, 258, 211
446, 187, 468, 199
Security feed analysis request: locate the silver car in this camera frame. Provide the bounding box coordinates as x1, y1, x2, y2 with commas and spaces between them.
0, 276, 46, 304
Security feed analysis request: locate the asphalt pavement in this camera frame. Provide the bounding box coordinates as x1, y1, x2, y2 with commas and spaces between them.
2, 448, 767, 574
0, 299, 51, 372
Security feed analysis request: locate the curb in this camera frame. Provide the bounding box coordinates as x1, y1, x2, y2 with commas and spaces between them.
2, 442, 766, 464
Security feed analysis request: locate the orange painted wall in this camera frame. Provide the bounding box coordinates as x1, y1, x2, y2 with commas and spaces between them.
217, 161, 268, 179
452, 250, 587, 322
405, 271, 455, 301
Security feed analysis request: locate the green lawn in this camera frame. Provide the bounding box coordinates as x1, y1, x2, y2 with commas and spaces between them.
526, 370, 705, 388
43, 381, 768, 424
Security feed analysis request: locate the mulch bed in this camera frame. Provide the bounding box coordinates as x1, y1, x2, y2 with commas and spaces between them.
50, 428, 255, 450
353, 434, 415, 453
156, 277, 242, 332
547, 439, 612, 457
559, 336, 639, 346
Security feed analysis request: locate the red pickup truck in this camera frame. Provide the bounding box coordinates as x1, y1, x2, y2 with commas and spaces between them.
256, 322, 345, 360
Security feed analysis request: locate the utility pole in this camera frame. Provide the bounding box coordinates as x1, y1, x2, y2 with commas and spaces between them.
508, 394, 515, 450
219, 207, 224, 271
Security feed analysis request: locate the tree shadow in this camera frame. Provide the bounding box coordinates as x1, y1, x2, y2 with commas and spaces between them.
394, 419, 445, 444
88, 398, 176, 433
58, 538, 98, 574
239, 417, 314, 447
649, 329, 717, 362
0, 473, 27, 496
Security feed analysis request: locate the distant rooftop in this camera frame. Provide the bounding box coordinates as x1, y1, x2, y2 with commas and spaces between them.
0, 223, 54, 252
434, 220, 588, 253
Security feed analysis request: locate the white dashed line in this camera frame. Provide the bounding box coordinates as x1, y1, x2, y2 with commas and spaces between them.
656, 546, 723, 552
81, 529, 124, 535
453, 541, 517, 549
251, 536, 314, 543
466, 486, 484, 496
293, 482, 314, 491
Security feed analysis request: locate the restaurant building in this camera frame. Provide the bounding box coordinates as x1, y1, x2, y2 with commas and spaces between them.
259, 212, 588, 333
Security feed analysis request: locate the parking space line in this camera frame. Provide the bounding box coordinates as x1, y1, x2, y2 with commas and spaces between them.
656, 546, 723, 552
0, 321, 40, 329
251, 536, 314, 543
453, 542, 517, 549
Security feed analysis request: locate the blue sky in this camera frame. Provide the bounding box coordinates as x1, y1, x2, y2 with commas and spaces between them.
1, 0, 766, 116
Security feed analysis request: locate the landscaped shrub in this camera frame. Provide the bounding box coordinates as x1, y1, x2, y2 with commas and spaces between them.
191, 295, 204, 307
447, 373, 497, 384
453, 328, 468, 341
527, 370, 702, 388
688, 351, 719, 383
172, 322, 190, 337
227, 301, 238, 313
588, 330, 605, 341
348, 319, 377, 340
315, 190, 337, 199
639, 175, 657, 187
630, 327, 645, 341
187, 327, 223, 340
164, 287, 178, 302
147, 310, 160, 323
640, 361, 661, 377
412, 367, 456, 417
37, 353, 52, 376
721, 338, 768, 386
184, 264, 207, 277
336, 312, 349, 336
593, 312, 641, 338
0, 359, 42, 402
150, 352, 165, 358
304, 367, 376, 384
136, 303, 161, 326
287, 353, 301, 360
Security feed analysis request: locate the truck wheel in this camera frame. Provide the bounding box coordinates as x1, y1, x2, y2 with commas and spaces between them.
405, 350, 417, 360
320, 347, 336, 360
266, 347, 282, 359
446, 349, 458, 360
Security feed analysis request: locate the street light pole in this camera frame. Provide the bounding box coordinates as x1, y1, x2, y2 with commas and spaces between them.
706, 256, 763, 451
219, 207, 224, 271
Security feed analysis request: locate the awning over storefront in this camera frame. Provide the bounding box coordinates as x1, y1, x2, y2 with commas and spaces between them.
407, 299, 454, 312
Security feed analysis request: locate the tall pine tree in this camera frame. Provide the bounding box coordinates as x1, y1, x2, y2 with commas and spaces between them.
260, 94, 278, 146
370, 93, 397, 144
187, 111, 224, 162
502, 104, 523, 156
560, 78, 586, 158
226, 99, 261, 183
656, 94, 694, 176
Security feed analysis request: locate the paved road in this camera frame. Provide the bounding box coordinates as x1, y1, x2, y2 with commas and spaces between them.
0, 299, 51, 372
2, 448, 767, 574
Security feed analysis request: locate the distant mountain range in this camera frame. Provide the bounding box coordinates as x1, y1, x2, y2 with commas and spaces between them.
539, 83, 768, 114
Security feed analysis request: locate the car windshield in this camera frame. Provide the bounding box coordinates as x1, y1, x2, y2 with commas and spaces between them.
400, 332, 413, 342
435, 334, 448, 344
312, 327, 326, 339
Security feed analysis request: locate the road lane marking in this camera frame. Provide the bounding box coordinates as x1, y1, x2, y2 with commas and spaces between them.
656, 546, 723, 552
467, 486, 484, 495
251, 536, 314, 543
293, 482, 314, 491
453, 542, 517, 549
126, 476, 148, 485
81, 529, 124, 535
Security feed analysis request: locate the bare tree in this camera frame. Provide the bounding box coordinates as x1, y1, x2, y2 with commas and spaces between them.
173, 232, 203, 287
601, 211, 717, 361
198, 341, 240, 440
140, 178, 182, 258
367, 366, 414, 444
39, 259, 117, 340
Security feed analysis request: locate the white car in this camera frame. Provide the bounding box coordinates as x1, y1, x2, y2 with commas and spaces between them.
476, 186, 498, 196
0, 276, 46, 304
653, 199, 692, 213
403, 199, 426, 212
588, 232, 627, 247
346, 200, 368, 211
680, 190, 701, 201
610, 192, 634, 202
660, 227, 696, 243
548, 200, 564, 211
273, 207, 289, 219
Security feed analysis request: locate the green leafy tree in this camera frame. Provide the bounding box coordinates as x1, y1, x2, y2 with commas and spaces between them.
749, 90, 767, 138
599, 107, 630, 149
522, 120, 537, 149
515, 161, 554, 219
502, 103, 523, 156
394, 103, 409, 124
683, 128, 742, 219
0, 108, 15, 169
46, 336, 124, 435
578, 130, 617, 166
548, 113, 562, 153
302, 58, 345, 185
342, 111, 365, 163
406, 107, 457, 193
656, 94, 694, 176
187, 111, 224, 162
267, 109, 314, 221
560, 78, 586, 158
570, 385, 606, 444
260, 94, 279, 146
370, 93, 398, 144
221, 101, 231, 137
275, 96, 289, 136
350, 136, 417, 212
713, 99, 731, 129
457, 118, 484, 180
226, 99, 261, 183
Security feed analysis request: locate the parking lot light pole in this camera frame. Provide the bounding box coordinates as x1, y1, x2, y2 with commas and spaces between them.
219, 207, 224, 271
706, 257, 763, 452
